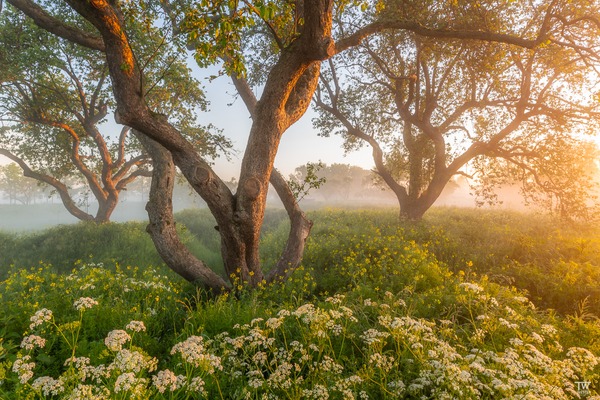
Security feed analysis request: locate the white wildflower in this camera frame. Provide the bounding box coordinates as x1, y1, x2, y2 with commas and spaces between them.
499, 318, 518, 329
459, 282, 484, 293
319, 356, 344, 374
325, 293, 345, 304
20, 334, 46, 351
105, 330, 131, 352
252, 351, 268, 365
125, 320, 146, 333
171, 335, 222, 373
265, 317, 283, 330
65, 384, 109, 400
277, 309, 291, 318
32, 376, 64, 396
504, 306, 517, 317
114, 372, 148, 394
267, 361, 293, 387
29, 308, 53, 330
567, 347, 599, 370
111, 349, 157, 373
152, 369, 184, 393
346, 375, 363, 384
541, 324, 557, 337
12, 355, 35, 384
303, 383, 329, 400
73, 297, 98, 311
530, 332, 544, 344
509, 338, 523, 347
309, 343, 320, 352
388, 379, 406, 394
188, 376, 207, 395
369, 353, 395, 372
514, 296, 529, 304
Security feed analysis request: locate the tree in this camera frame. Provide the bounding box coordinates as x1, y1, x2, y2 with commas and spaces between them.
289, 163, 376, 202
314, 1, 600, 220
6, 0, 594, 290
0, 4, 225, 222
0, 162, 44, 204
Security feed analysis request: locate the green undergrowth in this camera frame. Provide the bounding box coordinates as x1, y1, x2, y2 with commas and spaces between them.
0, 207, 599, 398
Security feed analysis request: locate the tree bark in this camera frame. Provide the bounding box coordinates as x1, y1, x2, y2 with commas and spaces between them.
135, 131, 230, 292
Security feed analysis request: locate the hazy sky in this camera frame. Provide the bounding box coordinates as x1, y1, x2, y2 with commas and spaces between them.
0, 66, 376, 180
199, 73, 375, 179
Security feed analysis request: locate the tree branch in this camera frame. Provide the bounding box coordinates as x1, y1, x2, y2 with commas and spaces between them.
6, 0, 105, 51
0, 148, 94, 221
334, 19, 547, 56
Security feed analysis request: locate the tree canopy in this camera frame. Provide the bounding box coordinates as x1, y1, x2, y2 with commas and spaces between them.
5, 0, 600, 290
314, 0, 600, 219
0, 2, 228, 222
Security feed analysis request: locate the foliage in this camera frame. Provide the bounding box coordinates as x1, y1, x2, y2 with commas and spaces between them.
287, 162, 327, 202
407, 208, 600, 316
0, 163, 44, 205
0, 220, 220, 280
289, 163, 379, 203
0, 2, 230, 222
314, 0, 600, 219
2, 208, 600, 398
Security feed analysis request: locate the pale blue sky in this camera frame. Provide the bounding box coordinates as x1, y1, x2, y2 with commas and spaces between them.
199, 73, 374, 179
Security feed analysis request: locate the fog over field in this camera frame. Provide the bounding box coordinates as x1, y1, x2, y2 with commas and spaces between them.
0, 170, 533, 233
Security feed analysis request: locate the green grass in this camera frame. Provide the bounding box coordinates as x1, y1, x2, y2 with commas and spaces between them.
1, 207, 599, 398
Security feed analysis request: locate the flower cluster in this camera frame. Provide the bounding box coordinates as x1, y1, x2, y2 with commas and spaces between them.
104, 330, 131, 352
31, 376, 65, 396
152, 369, 185, 393
171, 335, 222, 373
20, 334, 46, 351
12, 355, 36, 384
5, 248, 600, 400
73, 297, 99, 311
125, 320, 146, 333
29, 308, 53, 330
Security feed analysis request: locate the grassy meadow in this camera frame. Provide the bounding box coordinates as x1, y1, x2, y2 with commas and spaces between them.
1, 208, 599, 399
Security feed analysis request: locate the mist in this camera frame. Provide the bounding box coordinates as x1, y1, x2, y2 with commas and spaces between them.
0, 164, 537, 233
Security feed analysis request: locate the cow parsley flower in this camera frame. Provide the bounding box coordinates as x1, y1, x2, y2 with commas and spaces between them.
125, 320, 146, 333
114, 372, 148, 395
152, 369, 184, 393
187, 376, 206, 395
20, 334, 46, 351
73, 297, 98, 311
29, 308, 53, 330
459, 282, 484, 293
31, 376, 65, 396
105, 330, 131, 352
171, 335, 222, 373
12, 355, 35, 384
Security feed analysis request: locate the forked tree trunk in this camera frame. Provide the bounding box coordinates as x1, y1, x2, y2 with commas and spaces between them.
136, 133, 230, 291
136, 129, 313, 292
